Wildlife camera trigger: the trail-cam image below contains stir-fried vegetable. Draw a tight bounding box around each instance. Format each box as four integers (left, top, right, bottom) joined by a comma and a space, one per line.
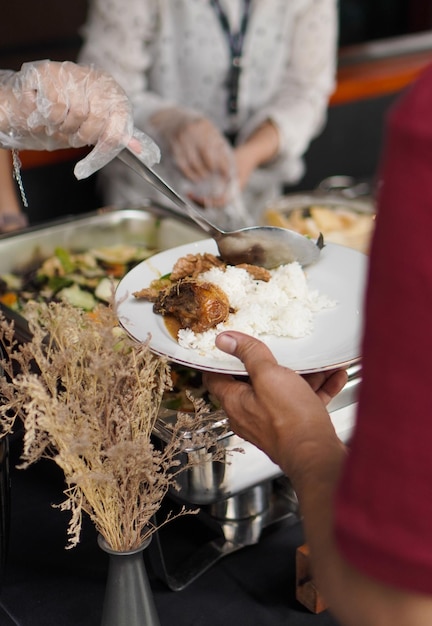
0, 244, 156, 312
0, 242, 216, 413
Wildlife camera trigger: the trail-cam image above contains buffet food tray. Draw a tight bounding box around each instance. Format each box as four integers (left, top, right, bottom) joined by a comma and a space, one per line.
264, 184, 375, 254
0, 208, 158, 274
0, 208, 360, 506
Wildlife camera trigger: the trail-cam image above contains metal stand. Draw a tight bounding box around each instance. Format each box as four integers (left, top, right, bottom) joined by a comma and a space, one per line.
149, 478, 299, 591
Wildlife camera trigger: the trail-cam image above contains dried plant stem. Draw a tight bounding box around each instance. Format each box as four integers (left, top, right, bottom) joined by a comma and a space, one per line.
0, 301, 226, 551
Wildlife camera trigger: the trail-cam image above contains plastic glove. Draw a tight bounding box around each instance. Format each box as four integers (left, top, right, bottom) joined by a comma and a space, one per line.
0, 60, 160, 179
181, 171, 253, 230
148, 108, 232, 185
149, 107, 251, 224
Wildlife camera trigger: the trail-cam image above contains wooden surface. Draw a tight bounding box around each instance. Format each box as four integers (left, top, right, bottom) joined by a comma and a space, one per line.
296, 543, 328, 614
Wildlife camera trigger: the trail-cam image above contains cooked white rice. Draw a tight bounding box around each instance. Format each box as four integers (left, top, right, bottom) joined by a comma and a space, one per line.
177, 262, 336, 358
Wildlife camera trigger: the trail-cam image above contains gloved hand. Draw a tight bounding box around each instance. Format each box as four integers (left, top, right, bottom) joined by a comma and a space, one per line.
148, 107, 232, 187
0, 60, 160, 179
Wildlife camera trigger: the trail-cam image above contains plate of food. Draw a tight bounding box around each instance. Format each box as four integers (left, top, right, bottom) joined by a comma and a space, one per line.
115, 238, 367, 375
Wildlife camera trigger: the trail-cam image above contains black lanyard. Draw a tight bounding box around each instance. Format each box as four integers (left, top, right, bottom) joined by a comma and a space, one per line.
210, 0, 252, 119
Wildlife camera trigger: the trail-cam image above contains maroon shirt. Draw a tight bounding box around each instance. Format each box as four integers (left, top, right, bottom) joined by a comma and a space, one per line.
334, 63, 432, 594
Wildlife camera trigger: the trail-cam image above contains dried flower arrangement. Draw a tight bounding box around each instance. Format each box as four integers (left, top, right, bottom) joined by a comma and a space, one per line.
0, 300, 227, 552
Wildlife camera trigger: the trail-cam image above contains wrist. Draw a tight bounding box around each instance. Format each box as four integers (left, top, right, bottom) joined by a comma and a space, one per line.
234, 121, 280, 186
0, 211, 28, 231
234, 144, 258, 188
280, 422, 346, 484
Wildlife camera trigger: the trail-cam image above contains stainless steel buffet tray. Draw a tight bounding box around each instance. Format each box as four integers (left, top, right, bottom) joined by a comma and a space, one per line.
0, 208, 157, 274
0, 208, 361, 506
155, 408, 283, 505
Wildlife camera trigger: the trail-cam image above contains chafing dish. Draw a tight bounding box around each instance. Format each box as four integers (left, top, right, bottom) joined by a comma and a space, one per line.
0, 207, 289, 496
155, 359, 360, 506
0, 207, 183, 273
264, 176, 376, 254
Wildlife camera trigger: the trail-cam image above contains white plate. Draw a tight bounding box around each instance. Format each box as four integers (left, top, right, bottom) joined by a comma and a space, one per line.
115, 239, 367, 375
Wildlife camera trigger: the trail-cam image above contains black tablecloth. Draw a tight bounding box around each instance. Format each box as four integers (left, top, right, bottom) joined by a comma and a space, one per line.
0, 438, 341, 626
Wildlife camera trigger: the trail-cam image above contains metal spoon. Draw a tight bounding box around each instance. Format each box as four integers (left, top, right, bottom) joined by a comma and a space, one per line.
117, 148, 322, 268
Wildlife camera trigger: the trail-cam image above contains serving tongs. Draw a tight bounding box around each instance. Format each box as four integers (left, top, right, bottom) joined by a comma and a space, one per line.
117, 148, 322, 268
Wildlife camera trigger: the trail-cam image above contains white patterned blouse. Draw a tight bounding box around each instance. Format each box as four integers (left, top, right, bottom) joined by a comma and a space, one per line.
79, 0, 338, 221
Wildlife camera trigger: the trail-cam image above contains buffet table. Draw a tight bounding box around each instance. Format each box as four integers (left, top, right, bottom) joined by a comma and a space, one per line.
0, 436, 341, 626
0, 207, 364, 625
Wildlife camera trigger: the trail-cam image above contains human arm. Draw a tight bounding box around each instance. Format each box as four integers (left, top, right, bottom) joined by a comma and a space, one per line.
237, 0, 338, 167
148, 109, 231, 184
204, 332, 432, 625
147, 108, 240, 208
80, 0, 236, 201
0, 150, 28, 233
146, 0, 337, 192
0, 60, 159, 180
234, 120, 280, 190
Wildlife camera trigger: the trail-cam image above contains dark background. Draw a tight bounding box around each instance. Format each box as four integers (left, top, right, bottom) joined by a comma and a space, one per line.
2, 1, 430, 69
338, 0, 431, 46
1, 0, 432, 223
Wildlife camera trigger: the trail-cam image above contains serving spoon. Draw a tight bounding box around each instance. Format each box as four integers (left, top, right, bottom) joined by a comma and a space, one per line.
117, 148, 322, 268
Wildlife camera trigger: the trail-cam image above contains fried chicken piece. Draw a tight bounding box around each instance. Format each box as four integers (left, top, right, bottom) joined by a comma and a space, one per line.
153, 278, 230, 332
132, 254, 269, 336
133, 277, 172, 302
236, 263, 271, 282
170, 253, 225, 281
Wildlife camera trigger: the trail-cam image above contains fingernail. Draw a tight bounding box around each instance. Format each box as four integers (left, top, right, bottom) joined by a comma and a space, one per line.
127, 137, 141, 154
216, 333, 237, 354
